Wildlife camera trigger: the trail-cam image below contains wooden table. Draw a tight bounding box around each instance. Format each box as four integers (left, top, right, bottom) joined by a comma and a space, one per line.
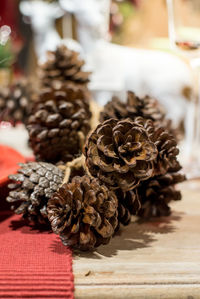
73, 181, 200, 298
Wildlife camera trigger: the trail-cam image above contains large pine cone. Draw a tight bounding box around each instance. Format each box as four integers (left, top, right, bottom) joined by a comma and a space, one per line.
38, 45, 91, 89
135, 117, 181, 175
27, 86, 91, 163
7, 162, 64, 224
137, 172, 186, 218
100, 91, 166, 125
116, 189, 141, 226
84, 118, 158, 191
0, 80, 32, 125
47, 175, 118, 250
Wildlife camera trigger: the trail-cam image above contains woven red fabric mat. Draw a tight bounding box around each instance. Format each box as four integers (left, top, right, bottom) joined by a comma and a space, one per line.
0, 145, 74, 298
0, 210, 74, 298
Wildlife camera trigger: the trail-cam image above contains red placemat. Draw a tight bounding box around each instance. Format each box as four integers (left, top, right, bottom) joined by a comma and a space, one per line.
0, 212, 74, 298
0, 145, 74, 298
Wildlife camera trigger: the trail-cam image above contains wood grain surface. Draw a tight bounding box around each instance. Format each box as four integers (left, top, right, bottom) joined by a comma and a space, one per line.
73, 181, 200, 298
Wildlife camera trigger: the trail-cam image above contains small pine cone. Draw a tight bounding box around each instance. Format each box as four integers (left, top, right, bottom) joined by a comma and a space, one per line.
137, 172, 186, 218
141, 95, 166, 124
100, 91, 166, 125
135, 117, 181, 175
116, 189, 141, 226
6, 162, 64, 224
0, 80, 32, 125
38, 45, 91, 89
152, 126, 181, 174
84, 118, 158, 191
100, 96, 132, 122
27, 86, 92, 163
47, 175, 118, 250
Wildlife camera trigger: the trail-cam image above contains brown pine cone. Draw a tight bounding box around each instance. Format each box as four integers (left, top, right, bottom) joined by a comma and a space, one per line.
135, 117, 181, 175
38, 45, 91, 89
27, 86, 91, 163
84, 118, 158, 191
6, 162, 64, 224
137, 172, 186, 218
152, 126, 181, 174
47, 175, 118, 250
0, 80, 32, 125
100, 91, 166, 125
116, 188, 141, 226
100, 91, 177, 139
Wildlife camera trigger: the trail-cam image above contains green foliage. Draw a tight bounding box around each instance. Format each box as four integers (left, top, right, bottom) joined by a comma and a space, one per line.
0, 42, 14, 69
118, 1, 135, 19
111, 1, 136, 44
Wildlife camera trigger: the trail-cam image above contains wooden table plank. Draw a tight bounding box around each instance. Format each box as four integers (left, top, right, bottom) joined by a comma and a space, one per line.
73, 182, 200, 298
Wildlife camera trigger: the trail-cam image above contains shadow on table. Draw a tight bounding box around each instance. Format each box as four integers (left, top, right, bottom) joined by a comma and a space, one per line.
76, 212, 183, 259
50, 212, 184, 259
50, 238, 71, 255
9, 218, 51, 234
8, 210, 183, 257
0, 211, 13, 223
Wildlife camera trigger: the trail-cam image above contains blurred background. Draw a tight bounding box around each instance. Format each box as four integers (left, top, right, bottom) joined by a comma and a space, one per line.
0, 0, 174, 81
2, 0, 200, 174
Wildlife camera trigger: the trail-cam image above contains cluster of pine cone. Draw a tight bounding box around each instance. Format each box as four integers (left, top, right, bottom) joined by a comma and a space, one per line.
4, 45, 185, 251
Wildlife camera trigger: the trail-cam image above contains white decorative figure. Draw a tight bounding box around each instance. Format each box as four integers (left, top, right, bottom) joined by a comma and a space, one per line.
60, 0, 192, 127
60, 0, 110, 53
20, 0, 82, 63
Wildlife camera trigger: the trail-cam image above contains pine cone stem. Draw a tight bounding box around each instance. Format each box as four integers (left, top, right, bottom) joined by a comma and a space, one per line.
90, 100, 102, 129
58, 154, 86, 185
62, 167, 71, 185
78, 131, 86, 150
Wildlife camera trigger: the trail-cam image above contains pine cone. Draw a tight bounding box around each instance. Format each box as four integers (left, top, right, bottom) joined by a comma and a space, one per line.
152, 127, 180, 174
47, 175, 118, 250
27, 86, 91, 163
84, 118, 158, 191
137, 172, 186, 218
7, 162, 64, 224
116, 188, 141, 226
100, 91, 177, 139
135, 117, 181, 175
38, 45, 91, 89
0, 80, 32, 125
100, 91, 166, 125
